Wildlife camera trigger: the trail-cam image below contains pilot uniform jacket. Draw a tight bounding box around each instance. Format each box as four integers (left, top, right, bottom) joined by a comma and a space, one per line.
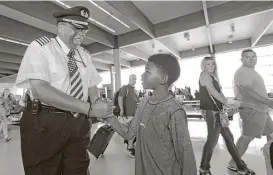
15, 36, 102, 175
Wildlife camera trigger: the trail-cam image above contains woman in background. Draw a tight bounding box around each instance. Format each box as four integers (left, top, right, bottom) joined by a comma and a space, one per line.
198, 57, 254, 175
3, 89, 12, 115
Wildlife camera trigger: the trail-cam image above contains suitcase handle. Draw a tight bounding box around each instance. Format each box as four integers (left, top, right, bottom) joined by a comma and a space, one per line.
105, 125, 113, 131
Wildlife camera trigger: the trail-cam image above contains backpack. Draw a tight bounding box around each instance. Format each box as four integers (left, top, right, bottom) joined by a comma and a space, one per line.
113, 85, 129, 116
263, 139, 273, 175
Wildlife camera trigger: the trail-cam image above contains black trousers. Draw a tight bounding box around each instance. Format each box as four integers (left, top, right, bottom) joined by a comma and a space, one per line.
20, 103, 91, 175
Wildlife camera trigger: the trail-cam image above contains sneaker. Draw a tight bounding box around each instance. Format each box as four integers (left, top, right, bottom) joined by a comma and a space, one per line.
5, 137, 11, 142
227, 161, 255, 175
237, 169, 255, 175
127, 148, 135, 158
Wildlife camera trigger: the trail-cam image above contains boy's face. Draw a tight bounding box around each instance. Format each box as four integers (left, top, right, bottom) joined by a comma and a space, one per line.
141, 62, 162, 89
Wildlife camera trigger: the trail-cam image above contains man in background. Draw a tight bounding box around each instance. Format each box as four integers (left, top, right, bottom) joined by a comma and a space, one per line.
118, 74, 139, 158
230, 49, 273, 172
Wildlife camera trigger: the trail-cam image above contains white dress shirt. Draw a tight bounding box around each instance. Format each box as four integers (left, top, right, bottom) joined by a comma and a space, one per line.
16, 36, 102, 102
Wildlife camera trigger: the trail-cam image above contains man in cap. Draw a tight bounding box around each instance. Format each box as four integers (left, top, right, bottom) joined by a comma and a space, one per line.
16, 6, 113, 175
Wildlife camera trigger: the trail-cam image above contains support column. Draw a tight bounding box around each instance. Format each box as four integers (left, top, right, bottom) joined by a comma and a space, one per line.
113, 36, 121, 91
110, 65, 116, 98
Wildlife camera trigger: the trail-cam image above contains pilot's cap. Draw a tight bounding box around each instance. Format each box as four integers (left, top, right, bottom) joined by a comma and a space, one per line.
53, 6, 90, 29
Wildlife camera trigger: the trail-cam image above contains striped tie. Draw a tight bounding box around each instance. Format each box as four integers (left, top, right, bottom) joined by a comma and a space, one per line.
67, 50, 84, 118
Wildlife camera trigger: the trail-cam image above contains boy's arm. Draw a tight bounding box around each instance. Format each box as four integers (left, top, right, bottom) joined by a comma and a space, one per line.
170, 109, 197, 175
105, 97, 147, 140
105, 115, 138, 140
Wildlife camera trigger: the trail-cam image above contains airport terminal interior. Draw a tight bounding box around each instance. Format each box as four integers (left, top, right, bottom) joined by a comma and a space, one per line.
1, 1, 273, 175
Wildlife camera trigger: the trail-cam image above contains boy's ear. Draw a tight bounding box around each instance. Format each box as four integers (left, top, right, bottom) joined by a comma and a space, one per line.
160, 74, 169, 84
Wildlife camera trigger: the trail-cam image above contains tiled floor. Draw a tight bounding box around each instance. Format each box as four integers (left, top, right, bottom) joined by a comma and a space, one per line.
0, 113, 268, 175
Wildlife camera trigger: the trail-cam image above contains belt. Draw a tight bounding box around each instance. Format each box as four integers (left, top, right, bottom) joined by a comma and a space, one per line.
40, 105, 68, 113
31, 100, 69, 115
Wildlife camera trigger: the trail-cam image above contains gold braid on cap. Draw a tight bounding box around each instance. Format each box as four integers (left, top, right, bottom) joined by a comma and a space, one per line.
62, 18, 88, 27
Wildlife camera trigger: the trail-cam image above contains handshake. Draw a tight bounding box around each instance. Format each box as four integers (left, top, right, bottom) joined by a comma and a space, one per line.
88, 98, 114, 119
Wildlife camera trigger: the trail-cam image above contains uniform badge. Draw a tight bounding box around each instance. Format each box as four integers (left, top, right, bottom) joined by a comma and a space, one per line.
81, 9, 89, 18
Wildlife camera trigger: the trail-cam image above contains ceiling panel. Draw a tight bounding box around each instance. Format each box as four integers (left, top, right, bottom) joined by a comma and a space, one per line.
261, 10, 273, 35
210, 12, 266, 45
94, 1, 138, 34
65, 1, 137, 35
0, 1, 61, 24
119, 51, 139, 61
105, 50, 138, 61
206, 1, 230, 8
132, 1, 203, 24
0, 14, 54, 43
131, 1, 228, 25
0, 40, 27, 56
157, 26, 209, 52
265, 24, 273, 35
105, 49, 139, 61
132, 39, 171, 55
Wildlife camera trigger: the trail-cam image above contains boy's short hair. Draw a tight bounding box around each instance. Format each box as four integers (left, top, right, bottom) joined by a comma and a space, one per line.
148, 54, 180, 85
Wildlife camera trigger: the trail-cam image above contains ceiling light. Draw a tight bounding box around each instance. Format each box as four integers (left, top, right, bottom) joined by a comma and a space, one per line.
55, 0, 71, 8
228, 34, 234, 44
151, 41, 155, 49
120, 50, 134, 57
55, 0, 115, 33
88, 0, 130, 29
184, 32, 190, 41
0, 36, 29, 46
230, 23, 235, 33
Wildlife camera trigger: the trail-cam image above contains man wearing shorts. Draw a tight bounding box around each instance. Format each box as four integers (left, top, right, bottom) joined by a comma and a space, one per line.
230, 49, 273, 169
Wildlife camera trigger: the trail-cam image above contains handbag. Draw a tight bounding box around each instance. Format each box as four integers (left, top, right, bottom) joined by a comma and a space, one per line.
207, 92, 230, 127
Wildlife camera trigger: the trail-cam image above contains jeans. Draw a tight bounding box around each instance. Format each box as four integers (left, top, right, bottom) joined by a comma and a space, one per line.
200, 110, 245, 171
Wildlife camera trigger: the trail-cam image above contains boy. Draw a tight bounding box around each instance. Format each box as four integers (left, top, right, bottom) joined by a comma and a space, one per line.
102, 54, 197, 175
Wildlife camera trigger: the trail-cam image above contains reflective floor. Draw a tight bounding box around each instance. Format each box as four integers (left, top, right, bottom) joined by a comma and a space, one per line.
0, 113, 268, 175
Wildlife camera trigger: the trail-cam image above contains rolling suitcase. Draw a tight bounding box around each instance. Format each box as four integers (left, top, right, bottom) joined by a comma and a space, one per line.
88, 125, 115, 158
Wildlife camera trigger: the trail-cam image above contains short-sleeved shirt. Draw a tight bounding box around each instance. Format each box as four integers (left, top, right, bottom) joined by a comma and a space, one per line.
234, 66, 269, 112
119, 84, 139, 116
16, 36, 102, 102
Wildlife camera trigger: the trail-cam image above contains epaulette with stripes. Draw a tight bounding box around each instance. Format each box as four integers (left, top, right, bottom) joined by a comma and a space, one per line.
35, 36, 51, 46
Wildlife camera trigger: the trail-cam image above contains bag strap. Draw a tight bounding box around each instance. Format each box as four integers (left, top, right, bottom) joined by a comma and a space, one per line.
126, 85, 129, 97
204, 86, 222, 113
